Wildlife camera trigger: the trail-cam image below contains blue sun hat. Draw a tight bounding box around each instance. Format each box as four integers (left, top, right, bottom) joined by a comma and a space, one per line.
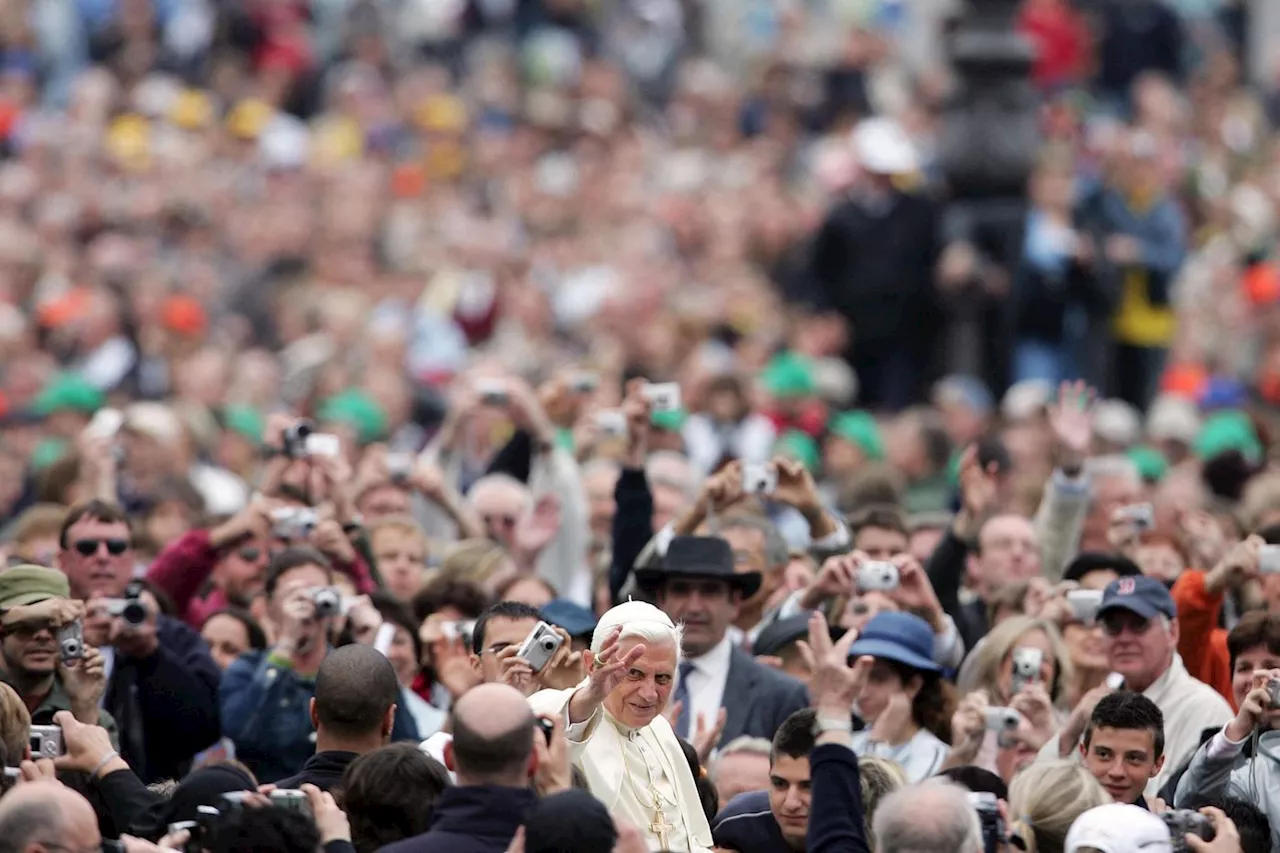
846, 611, 940, 673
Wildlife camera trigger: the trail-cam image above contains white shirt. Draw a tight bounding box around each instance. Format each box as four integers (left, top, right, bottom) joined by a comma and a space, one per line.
420, 731, 455, 783
679, 634, 733, 740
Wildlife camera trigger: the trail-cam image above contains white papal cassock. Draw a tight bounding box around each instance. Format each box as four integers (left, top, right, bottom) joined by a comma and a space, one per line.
529, 685, 714, 853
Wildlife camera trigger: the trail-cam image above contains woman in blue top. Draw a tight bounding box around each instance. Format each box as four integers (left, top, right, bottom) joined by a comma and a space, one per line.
846, 611, 954, 782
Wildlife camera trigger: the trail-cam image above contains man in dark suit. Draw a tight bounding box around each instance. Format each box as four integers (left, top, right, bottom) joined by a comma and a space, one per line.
275, 643, 399, 791
637, 536, 809, 746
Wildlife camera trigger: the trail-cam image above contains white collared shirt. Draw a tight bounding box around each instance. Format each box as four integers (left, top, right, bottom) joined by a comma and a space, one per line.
680, 634, 734, 738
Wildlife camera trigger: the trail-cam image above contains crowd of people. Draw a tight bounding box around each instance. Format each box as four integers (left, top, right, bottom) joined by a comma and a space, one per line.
1, 0, 1280, 851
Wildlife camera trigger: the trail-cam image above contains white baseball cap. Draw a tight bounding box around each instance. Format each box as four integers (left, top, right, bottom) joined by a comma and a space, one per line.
1065, 803, 1173, 853
851, 117, 918, 176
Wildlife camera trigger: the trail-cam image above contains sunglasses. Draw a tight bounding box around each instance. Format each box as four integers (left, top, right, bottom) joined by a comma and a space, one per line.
237, 547, 262, 563
73, 538, 130, 557
1101, 613, 1153, 637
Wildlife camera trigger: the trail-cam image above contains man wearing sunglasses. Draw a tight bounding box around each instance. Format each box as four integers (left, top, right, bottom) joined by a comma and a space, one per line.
1045, 575, 1230, 799
145, 499, 275, 629
55, 500, 221, 784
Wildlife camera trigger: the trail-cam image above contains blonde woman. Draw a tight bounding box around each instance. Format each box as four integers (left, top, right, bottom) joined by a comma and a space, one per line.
949, 616, 1073, 778
435, 538, 518, 594
1006, 760, 1109, 853
858, 756, 907, 851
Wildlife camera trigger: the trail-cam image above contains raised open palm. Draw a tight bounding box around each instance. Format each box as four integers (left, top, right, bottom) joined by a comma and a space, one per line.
1047, 380, 1095, 462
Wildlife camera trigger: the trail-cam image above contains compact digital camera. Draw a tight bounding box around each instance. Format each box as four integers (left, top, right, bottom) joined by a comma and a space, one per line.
969, 792, 1005, 853
271, 507, 320, 541
856, 562, 900, 592
29, 725, 64, 759
642, 382, 681, 413
1010, 647, 1043, 695
1160, 809, 1215, 853
312, 587, 342, 619
516, 621, 564, 673
741, 463, 777, 496
57, 620, 84, 664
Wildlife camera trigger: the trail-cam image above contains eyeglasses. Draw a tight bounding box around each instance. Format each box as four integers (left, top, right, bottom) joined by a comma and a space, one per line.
72, 538, 130, 557
236, 546, 262, 563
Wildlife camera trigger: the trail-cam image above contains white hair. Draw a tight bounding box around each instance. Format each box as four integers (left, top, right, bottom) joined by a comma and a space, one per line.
873, 779, 982, 853
645, 451, 697, 501
1085, 454, 1141, 487
467, 473, 534, 509
591, 600, 683, 657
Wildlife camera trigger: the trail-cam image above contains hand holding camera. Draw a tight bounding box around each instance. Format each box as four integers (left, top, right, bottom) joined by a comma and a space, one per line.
49, 710, 122, 778
949, 690, 991, 761
1226, 668, 1280, 742
800, 553, 862, 610
60, 642, 106, 721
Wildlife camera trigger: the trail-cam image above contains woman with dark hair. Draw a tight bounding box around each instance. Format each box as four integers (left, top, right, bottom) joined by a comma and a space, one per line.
201, 607, 268, 671
845, 611, 954, 782
343, 591, 446, 740
339, 743, 451, 853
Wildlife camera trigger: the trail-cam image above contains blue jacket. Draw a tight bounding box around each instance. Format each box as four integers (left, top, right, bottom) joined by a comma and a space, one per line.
106, 614, 221, 783
712, 791, 789, 853
378, 786, 536, 853
219, 649, 419, 783
807, 744, 871, 853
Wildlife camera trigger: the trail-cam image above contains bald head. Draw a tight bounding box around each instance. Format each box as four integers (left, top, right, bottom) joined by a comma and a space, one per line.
314, 644, 399, 743
0, 782, 100, 853
450, 683, 536, 786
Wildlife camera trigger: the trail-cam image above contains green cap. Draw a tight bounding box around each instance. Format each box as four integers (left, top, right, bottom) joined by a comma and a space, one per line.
761, 352, 816, 399
1193, 410, 1262, 463
317, 389, 388, 444
775, 430, 820, 473
30, 438, 68, 471
650, 408, 687, 432
1126, 445, 1169, 483
223, 405, 264, 444
31, 374, 103, 417
828, 411, 885, 461
0, 565, 70, 609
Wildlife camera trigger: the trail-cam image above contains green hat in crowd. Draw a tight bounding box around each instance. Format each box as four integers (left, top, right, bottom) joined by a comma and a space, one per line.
761, 352, 817, 399
0, 564, 70, 609
222, 405, 265, 444
828, 411, 885, 461
1194, 410, 1262, 464
30, 438, 68, 471
650, 408, 687, 432
775, 430, 820, 473
317, 389, 388, 444
31, 374, 103, 417
1126, 445, 1169, 483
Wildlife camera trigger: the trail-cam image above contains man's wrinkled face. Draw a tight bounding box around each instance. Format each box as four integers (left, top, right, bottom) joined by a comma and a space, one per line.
973, 515, 1041, 595
854, 525, 907, 562
1103, 610, 1175, 686
58, 516, 133, 601
371, 528, 428, 602
1082, 726, 1163, 805
658, 578, 739, 657
0, 618, 58, 678
768, 754, 811, 851
600, 638, 676, 729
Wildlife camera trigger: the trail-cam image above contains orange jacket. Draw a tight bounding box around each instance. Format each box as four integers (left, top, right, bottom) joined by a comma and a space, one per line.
1171, 569, 1235, 709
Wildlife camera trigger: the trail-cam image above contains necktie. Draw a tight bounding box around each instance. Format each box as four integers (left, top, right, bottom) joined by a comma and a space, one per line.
672, 661, 695, 739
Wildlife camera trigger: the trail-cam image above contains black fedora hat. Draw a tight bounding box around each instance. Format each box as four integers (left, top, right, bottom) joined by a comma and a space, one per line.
635, 535, 763, 598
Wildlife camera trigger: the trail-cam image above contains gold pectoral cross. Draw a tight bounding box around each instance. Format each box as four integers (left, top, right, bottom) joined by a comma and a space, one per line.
649, 801, 674, 850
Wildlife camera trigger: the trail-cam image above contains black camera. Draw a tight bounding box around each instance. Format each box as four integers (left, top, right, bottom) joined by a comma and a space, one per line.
1162, 810, 1215, 853
969, 792, 1004, 853
281, 420, 314, 459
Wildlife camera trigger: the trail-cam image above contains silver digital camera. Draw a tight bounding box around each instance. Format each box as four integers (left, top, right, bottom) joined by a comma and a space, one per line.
312, 587, 342, 619
1268, 678, 1280, 708
29, 725, 64, 759
269, 789, 312, 817
271, 507, 319, 540
642, 382, 681, 413
1010, 646, 1044, 695
985, 707, 1019, 732
1117, 502, 1155, 531
386, 452, 413, 482
516, 621, 564, 673
57, 621, 84, 664
741, 462, 778, 496
595, 410, 627, 438
856, 561, 900, 592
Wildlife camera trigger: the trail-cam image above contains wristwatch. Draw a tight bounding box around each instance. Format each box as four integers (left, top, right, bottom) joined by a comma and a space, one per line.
812, 714, 853, 736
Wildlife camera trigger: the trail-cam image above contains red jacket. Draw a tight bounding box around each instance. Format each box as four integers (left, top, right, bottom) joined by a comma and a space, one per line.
147, 529, 376, 629
1171, 569, 1234, 709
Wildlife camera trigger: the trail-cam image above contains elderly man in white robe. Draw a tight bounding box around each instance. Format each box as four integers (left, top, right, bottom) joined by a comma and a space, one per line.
528, 601, 713, 853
